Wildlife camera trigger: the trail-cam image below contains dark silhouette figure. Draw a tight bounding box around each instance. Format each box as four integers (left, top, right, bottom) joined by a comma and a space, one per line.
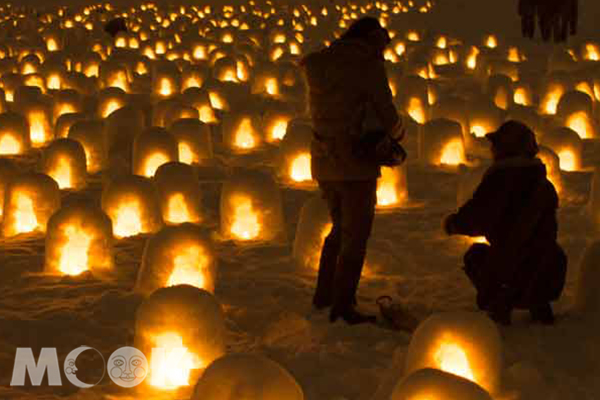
300, 17, 400, 325
518, 0, 538, 39
443, 121, 567, 325
536, 0, 578, 43
104, 17, 128, 38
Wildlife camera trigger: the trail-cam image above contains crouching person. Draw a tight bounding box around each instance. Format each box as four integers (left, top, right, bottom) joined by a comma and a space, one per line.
443, 121, 567, 325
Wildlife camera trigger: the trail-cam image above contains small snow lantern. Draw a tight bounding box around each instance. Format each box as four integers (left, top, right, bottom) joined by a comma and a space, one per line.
420, 119, 466, 166
191, 354, 304, 400
180, 87, 219, 124
169, 118, 213, 165
487, 74, 513, 110
220, 169, 285, 242
153, 100, 199, 129
133, 127, 179, 178
539, 127, 583, 172
1, 173, 61, 237
557, 91, 597, 139
68, 120, 108, 174
154, 162, 203, 225
390, 368, 492, 400
100, 62, 130, 92
152, 61, 181, 98
539, 80, 567, 115
405, 312, 503, 394
134, 285, 226, 390
0, 159, 17, 219
293, 196, 332, 270
42, 138, 87, 190
44, 203, 113, 277
51, 89, 83, 124
376, 164, 408, 208
575, 240, 600, 316
97, 87, 128, 118
101, 175, 163, 238
0, 112, 31, 156
263, 109, 293, 143
23, 101, 53, 147
513, 83, 534, 106
277, 119, 314, 186
398, 75, 429, 124
221, 113, 263, 153
136, 224, 216, 296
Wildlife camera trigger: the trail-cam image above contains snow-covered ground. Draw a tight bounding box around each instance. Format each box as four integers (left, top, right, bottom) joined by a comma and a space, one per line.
1, 0, 600, 399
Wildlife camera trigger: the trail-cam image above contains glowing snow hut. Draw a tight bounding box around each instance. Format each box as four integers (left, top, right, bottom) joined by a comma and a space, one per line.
133, 127, 179, 178
136, 223, 216, 296
277, 118, 314, 186
152, 61, 181, 98
220, 169, 285, 242
67, 120, 108, 174
44, 203, 114, 277
419, 118, 466, 167
134, 285, 226, 390
42, 139, 87, 190
1, 172, 61, 237
221, 113, 263, 153
405, 312, 503, 394
101, 175, 163, 239
169, 119, 213, 165
154, 162, 203, 225
0, 112, 31, 156
191, 354, 305, 400
376, 164, 408, 208
539, 127, 583, 172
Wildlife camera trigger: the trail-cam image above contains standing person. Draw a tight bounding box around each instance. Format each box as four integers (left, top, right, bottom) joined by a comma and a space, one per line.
518, 0, 538, 39
538, 0, 561, 42
443, 121, 567, 325
300, 17, 401, 325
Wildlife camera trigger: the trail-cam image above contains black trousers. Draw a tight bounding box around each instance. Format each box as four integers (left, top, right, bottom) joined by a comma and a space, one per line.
313, 180, 377, 312
521, 14, 536, 39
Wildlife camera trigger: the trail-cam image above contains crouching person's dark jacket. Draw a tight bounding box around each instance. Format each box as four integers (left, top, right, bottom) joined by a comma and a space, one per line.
447, 157, 567, 307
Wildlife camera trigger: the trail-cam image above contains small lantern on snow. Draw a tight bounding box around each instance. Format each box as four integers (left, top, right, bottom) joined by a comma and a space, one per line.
68, 120, 108, 174
220, 169, 285, 242
277, 119, 314, 186
539, 127, 583, 172
97, 87, 128, 118
390, 368, 492, 400
133, 127, 179, 178
152, 61, 181, 98
556, 91, 597, 139
191, 354, 304, 400
169, 118, 213, 165
44, 203, 113, 277
1, 172, 61, 237
0, 112, 31, 156
419, 118, 466, 167
263, 109, 293, 143
405, 312, 503, 395
101, 175, 163, 239
293, 195, 332, 270
376, 164, 408, 208
23, 100, 53, 148
486, 74, 513, 111
100, 62, 130, 92
154, 162, 203, 225
221, 112, 263, 153
398, 75, 429, 125
136, 224, 216, 296
539, 78, 568, 115
134, 285, 226, 390
41, 138, 87, 190
51, 89, 83, 124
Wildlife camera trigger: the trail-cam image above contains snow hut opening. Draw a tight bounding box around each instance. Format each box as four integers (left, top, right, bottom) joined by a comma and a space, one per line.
539, 127, 583, 172
136, 223, 216, 296
133, 127, 179, 178
101, 175, 163, 239
154, 162, 203, 225
44, 203, 113, 277
222, 113, 262, 153
420, 118, 466, 167
169, 118, 213, 166
277, 118, 314, 186
0, 112, 30, 156
42, 138, 88, 190
376, 164, 409, 208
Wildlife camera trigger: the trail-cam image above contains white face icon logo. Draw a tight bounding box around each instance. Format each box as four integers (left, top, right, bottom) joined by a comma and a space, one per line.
108, 347, 148, 388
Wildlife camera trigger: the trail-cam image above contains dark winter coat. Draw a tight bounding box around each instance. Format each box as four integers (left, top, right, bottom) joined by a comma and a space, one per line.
300, 38, 400, 181
448, 157, 566, 306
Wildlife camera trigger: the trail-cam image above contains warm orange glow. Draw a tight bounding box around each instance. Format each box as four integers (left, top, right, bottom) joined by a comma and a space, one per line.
166, 193, 191, 224
47, 74, 61, 90
585, 44, 600, 61
143, 153, 169, 177
102, 99, 123, 118
471, 236, 489, 244
269, 118, 289, 141
440, 140, 464, 165
436, 36, 447, 49
29, 113, 48, 146
158, 78, 173, 96
48, 157, 73, 189
230, 195, 260, 240
507, 47, 520, 62
198, 105, 217, 123
234, 119, 256, 149
13, 192, 38, 234
290, 153, 312, 182
112, 200, 143, 238
265, 78, 279, 96
541, 88, 564, 115
178, 142, 195, 164
47, 38, 59, 52
485, 35, 497, 49
434, 342, 475, 382
376, 167, 403, 207
471, 124, 487, 138
166, 245, 208, 289
208, 92, 225, 110
0, 134, 21, 155
107, 72, 128, 91
566, 112, 592, 139
395, 42, 406, 56
58, 224, 93, 276
408, 97, 426, 124
151, 332, 203, 389
513, 87, 530, 106
182, 77, 202, 90
466, 48, 479, 70
407, 31, 420, 41
558, 149, 576, 171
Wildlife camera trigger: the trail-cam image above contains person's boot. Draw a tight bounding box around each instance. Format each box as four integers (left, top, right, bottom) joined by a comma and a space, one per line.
530, 303, 555, 325
330, 306, 377, 325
